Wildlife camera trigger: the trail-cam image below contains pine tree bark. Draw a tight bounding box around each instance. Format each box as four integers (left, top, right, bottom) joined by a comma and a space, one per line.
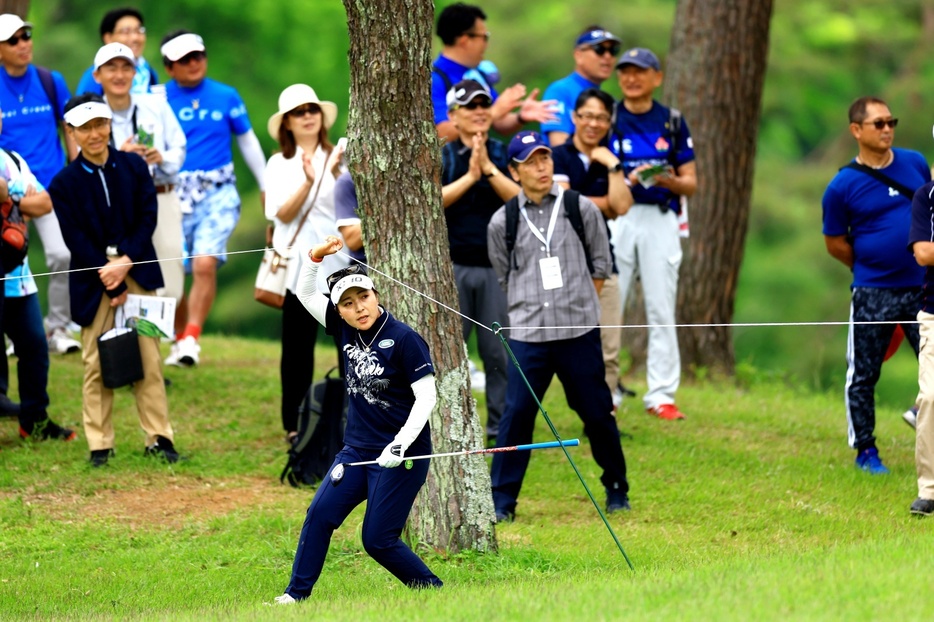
662, 0, 774, 374
341, 0, 496, 553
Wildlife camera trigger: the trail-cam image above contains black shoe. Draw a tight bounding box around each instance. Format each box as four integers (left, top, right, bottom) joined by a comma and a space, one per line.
910, 497, 934, 516
145, 436, 184, 463
617, 381, 636, 398
20, 419, 77, 441
90, 448, 114, 467
494, 509, 514, 524
0, 393, 19, 417
606, 488, 631, 514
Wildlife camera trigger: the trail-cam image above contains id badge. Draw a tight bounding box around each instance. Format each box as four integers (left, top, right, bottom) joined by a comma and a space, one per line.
539, 256, 563, 290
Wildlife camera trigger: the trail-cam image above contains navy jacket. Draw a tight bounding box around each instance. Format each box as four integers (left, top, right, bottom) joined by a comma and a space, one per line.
48, 150, 163, 327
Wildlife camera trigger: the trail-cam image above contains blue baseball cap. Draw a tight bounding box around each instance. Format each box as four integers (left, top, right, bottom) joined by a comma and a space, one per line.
507, 131, 552, 163
575, 28, 621, 48
616, 47, 661, 71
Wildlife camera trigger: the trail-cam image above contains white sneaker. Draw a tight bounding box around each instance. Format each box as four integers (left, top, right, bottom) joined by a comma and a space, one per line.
164, 342, 182, 367
175, 335, 200, 366
5, 339, 14, 357
468, 359, 486, 392
273, 594, 296, 605
903, 406, 919, 430
48, 327, 81, 354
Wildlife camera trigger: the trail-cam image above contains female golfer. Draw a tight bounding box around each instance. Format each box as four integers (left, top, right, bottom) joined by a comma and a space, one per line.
274, 236, 442, 603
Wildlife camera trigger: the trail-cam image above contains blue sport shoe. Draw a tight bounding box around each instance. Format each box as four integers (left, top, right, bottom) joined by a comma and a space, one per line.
855, 447, 890, 475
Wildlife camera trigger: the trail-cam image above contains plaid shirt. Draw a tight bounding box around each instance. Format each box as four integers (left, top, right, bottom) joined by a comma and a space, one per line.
487, 183, 610, 343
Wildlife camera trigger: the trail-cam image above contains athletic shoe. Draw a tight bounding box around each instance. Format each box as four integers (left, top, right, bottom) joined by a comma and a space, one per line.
647, 403, 686, 420
494, 509, 514, 524
5, 339, 14, 357
910, 497, 934, 516
175, 336, 200, 367
903, 406, 919, 430
273, 594, 297, 605
145, 436, 184, 463
164, 342, 182, 367
855, 447, 889, 475
606, 489, 631, 514
19, 420, 77, 441
90, 448, 114, 467
0, 393, 20, 417
48, 327, 80, 355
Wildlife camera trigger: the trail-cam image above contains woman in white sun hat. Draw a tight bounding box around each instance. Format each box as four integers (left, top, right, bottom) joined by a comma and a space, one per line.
264, 84, 348, 460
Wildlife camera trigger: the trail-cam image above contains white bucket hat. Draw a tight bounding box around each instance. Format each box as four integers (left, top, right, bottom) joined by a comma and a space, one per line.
267, 84, 338, 140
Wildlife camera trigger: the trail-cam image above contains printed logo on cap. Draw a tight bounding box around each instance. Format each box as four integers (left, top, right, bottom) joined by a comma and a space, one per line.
521, 135, 536, 144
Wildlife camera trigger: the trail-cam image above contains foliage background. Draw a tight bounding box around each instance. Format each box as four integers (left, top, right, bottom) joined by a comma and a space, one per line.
24, 0, 934, 403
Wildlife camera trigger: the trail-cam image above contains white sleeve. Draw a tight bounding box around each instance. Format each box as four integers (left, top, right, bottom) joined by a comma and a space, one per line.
236, 129, 267, 191
156, 101, 187, 178
296, 260, 329, 324
393, 374, 436, 453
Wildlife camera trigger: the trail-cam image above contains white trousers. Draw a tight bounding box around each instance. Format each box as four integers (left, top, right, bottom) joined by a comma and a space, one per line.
611, 204, 682, 409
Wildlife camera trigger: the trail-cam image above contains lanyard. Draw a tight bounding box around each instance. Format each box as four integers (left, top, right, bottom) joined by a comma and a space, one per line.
519, 187, 564, 257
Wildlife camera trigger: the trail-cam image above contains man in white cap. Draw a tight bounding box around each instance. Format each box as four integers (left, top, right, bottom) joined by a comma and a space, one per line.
0, 13, 81, 356
76, 7, 161, 97
48, 93, 182, 468
94, 42, 186, 308
158, 29, 266, 367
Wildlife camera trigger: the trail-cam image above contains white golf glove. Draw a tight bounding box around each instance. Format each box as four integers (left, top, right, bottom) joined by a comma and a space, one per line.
377, 443, 404, 468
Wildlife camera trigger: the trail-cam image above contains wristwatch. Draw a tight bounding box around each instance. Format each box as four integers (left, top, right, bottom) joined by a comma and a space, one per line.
106, 245, 119, 258
483, 168, 498, 178
610, 162, 624, 174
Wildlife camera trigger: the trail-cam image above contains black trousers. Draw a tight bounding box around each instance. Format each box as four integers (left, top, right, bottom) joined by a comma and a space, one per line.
280, 290, 320, 433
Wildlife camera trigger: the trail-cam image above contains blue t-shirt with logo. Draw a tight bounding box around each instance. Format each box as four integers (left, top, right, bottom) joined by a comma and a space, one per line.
164, 78, 252, 172
0, 65, 71, 187
824, 147, 929, 289
610, 100, 694, 212
541, 72, 600, 139
75, 56, 160, 97
325, 306, 433, 455
431, 55, 500, 125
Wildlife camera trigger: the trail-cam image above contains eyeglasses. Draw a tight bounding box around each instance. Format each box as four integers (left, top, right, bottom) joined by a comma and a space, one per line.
288, 105, 322, 117
326, 263, 367, 291
114, 26, 146, 36
586, 43, 620, 57
175, 51, 206, 65
862, 118, 898, 130
575, 112, 611, 124
456, 99, 492, 111
465, 31, 491, 41
4, 30, 32, 46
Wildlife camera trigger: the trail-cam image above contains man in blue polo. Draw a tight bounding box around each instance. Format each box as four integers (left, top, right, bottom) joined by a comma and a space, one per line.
823, 96, 929, 475
0, 13, 81, 356
541, 26, 621, 147
160, 30, 266, 368
431, 3, 556, 143
610, 47, 697, 422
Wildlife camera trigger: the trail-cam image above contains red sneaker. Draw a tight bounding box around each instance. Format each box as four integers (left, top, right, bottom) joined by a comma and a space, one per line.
647, 404, 686, 420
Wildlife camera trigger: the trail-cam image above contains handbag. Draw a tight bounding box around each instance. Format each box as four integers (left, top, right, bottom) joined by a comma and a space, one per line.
254, 151, 330, 308
97, 307, 144, 389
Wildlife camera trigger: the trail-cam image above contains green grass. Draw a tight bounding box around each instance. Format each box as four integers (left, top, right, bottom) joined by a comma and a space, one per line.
1, 336, 931, 620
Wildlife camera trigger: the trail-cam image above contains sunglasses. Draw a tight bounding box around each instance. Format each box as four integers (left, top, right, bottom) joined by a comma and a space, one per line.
5, 30, 32, 46
456, 99, 492, 110
587, 43, 620, 57
862, 118, 898, 130
288, 105, 322, 117
175, 51, 206, 65
326, 263, 367, 291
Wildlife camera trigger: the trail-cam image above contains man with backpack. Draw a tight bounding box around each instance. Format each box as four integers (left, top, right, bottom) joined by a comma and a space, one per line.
609, 47, 697, 421
486, 130, 630, 522
0, 14, 81, 356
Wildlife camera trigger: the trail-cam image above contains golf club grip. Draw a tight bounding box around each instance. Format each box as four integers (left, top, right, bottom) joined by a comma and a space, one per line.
344, 439, 581, 467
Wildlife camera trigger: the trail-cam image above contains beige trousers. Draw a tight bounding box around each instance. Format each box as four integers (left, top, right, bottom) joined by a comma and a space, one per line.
599, 273, 623, 394
917, 311, 934, 499
79, 277, 173, 451
152, 190, 184, 304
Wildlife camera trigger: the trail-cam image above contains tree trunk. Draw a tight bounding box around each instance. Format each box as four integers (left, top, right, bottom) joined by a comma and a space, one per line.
663, 0, 773, 374
0, 0, 29, 16
342, 0, 496, 553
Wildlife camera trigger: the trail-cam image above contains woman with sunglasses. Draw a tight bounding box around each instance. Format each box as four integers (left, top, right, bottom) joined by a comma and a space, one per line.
264, 84, 347, 466
552, 88, 633, 407
274, 235, 442, 603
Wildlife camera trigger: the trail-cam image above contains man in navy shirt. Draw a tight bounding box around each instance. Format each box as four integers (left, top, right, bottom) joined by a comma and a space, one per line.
431, 3, 555, 143
823, 96, 929, 475
541, 26, 621, 147
610, 47, 697, 421
0, 13, 81, 356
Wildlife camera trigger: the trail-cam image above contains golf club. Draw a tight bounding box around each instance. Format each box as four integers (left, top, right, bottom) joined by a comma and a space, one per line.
329, 438, 580, 485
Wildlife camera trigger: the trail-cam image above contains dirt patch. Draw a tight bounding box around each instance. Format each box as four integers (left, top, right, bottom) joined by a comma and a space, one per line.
5, 477, 304, 529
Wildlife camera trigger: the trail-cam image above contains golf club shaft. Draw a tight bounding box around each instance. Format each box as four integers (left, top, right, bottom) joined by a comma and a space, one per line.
345, 438, 580, 468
